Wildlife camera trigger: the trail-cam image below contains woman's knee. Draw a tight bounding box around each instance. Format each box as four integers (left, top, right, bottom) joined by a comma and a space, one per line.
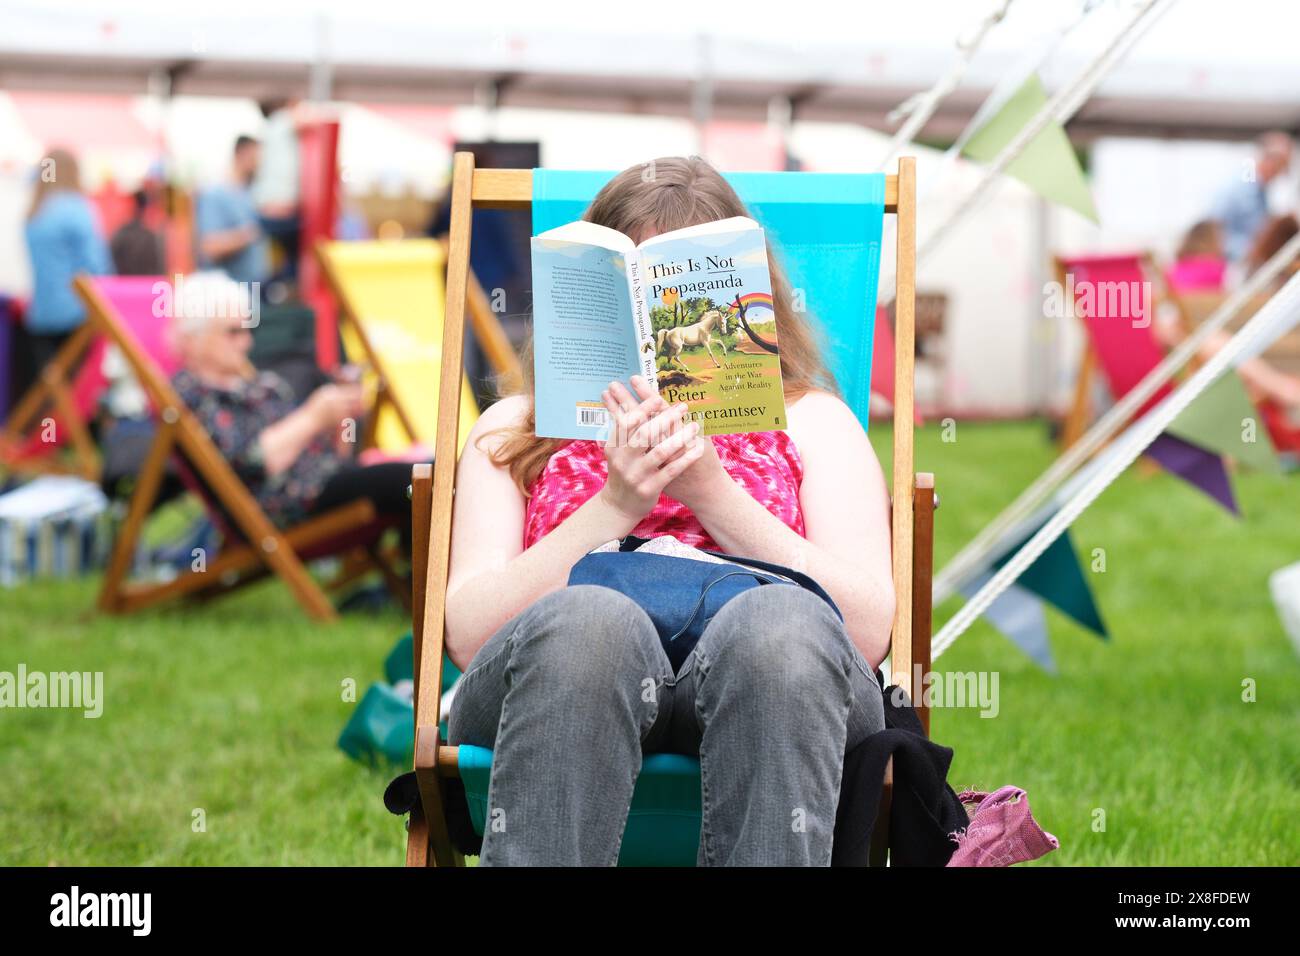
511, 584, 663, 684
700, 585, 853, 689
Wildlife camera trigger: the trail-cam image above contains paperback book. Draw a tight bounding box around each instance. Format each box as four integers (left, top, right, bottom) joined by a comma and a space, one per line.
530, 215, 787, 440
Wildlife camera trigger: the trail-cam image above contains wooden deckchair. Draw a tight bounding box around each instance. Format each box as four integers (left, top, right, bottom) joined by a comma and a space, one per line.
405, 153, 933, 866
0, 322, 102, 480
0, 276, 181, 482
1167, 285, 1300, 378
72, 275, 404, 622
316, 239, 522, 454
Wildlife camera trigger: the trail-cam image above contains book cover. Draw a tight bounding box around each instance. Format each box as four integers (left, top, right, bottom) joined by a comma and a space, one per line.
531, 216, 787, 440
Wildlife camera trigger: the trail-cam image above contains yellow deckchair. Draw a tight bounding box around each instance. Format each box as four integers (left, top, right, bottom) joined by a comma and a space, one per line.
317, 239, 522, 454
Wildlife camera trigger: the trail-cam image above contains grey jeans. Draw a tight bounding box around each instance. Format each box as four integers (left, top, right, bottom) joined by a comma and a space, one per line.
448, 583, 886, 866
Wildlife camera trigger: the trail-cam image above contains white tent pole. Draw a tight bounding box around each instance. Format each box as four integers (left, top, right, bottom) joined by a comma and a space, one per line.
875, 0, 1014, 173
932, 0, 1104, 191
916, 0, 1175, 262
934, 226, 1300, 602
933, 266, 1300, 659
876, 0, 1176, 304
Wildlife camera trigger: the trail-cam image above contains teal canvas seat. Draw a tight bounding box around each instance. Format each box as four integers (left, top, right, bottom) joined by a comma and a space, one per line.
405, 153, 931, 867
458, 745, 704, 866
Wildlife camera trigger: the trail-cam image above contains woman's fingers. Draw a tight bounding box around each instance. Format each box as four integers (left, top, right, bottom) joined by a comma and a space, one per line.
604, 380, 664, 446
657, 435, 705, 481
627, 417, 700, 484
629, 374, 658, 403
628, 400, 688, 448
601, 387, 653, 445
645, 419, 701, 470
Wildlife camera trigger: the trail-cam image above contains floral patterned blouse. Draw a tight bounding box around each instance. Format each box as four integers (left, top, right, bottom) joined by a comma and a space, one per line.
172, 368, 343, 527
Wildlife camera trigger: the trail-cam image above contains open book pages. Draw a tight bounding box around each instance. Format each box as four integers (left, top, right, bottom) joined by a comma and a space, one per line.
531, 215, 788, 440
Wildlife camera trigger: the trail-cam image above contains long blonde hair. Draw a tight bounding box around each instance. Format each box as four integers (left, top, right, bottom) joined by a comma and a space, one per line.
27, 148, 83, 220
484, 155, 840, 496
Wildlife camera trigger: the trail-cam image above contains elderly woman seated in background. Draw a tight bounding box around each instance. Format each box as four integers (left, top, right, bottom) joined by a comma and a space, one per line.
169, 273, 416, 539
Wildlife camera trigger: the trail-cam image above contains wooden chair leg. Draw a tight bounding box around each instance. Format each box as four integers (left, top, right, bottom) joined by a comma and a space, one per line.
99, 420, 176, 612
1, 323, 97, 477
408, 464, 464, 867
48, 377, 100, 480
1062, 344, 1096, 449
405, 804, 432, 867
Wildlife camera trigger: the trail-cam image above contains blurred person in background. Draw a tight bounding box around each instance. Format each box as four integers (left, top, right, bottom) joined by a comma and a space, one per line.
110, 189, 165, 276
1211, 131, 1293, 264
169, 272, 415, 539
196, 135, 270, 287
253, 98, 303, 281
1244, 213, 1300, 284
22, 146, 113, 370
1166, 219, 1226, 294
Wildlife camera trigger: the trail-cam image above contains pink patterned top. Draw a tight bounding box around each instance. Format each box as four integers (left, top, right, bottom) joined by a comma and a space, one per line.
523, 430, 805, 551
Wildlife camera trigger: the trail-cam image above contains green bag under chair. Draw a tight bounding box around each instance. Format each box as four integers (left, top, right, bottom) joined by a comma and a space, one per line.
338, 633, 462, 767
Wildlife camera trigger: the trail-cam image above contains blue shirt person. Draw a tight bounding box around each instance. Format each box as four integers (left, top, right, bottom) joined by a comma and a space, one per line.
1211, 179, 1269, 264
1212, 132, 1294, 263
196, 135, 270, 286
24, 180, 113, 335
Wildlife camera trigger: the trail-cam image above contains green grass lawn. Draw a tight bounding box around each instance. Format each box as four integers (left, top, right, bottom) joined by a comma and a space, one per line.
2, 419, 1297, 865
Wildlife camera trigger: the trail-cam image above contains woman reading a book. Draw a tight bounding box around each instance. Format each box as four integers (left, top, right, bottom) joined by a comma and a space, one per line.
444, 157, 895, 866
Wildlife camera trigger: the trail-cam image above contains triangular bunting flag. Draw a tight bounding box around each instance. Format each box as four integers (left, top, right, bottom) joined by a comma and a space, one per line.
1166, 373, 1282, 474
961, 571, 1058, 673
1146, 432, 1240, 516
962, 73, 1099, 223
993, 525, 1108, 638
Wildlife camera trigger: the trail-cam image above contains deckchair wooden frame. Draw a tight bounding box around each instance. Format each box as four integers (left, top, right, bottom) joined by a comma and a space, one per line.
72, 275, 404, 622
405, 153, 933, 866
1165, 283, 1300, 378
316, 239, 525, 451
0, 322, 102, 481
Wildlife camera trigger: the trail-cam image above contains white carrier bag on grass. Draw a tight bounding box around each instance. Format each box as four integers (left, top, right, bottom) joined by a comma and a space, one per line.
0, 476, 110, 587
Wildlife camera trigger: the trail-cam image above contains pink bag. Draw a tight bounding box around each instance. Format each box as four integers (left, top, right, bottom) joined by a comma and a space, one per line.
946, 786, 1060, 867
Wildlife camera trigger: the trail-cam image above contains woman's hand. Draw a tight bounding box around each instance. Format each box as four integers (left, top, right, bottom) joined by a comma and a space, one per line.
618, 376, 731, 513
259, 381, 365, 476
597, 376, 704, 524
308, 383, 365, 435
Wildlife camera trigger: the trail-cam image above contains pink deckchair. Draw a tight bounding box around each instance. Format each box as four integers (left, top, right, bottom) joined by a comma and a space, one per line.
1057, 253, 1171, 445
1, 275, 179, 479
1057, 253, 1237, 512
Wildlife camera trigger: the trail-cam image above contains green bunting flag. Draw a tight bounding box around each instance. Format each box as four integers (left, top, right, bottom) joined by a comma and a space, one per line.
993, 524, 1108, 639
1166, 372, 1282, 474
962, 73, 1099, 223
